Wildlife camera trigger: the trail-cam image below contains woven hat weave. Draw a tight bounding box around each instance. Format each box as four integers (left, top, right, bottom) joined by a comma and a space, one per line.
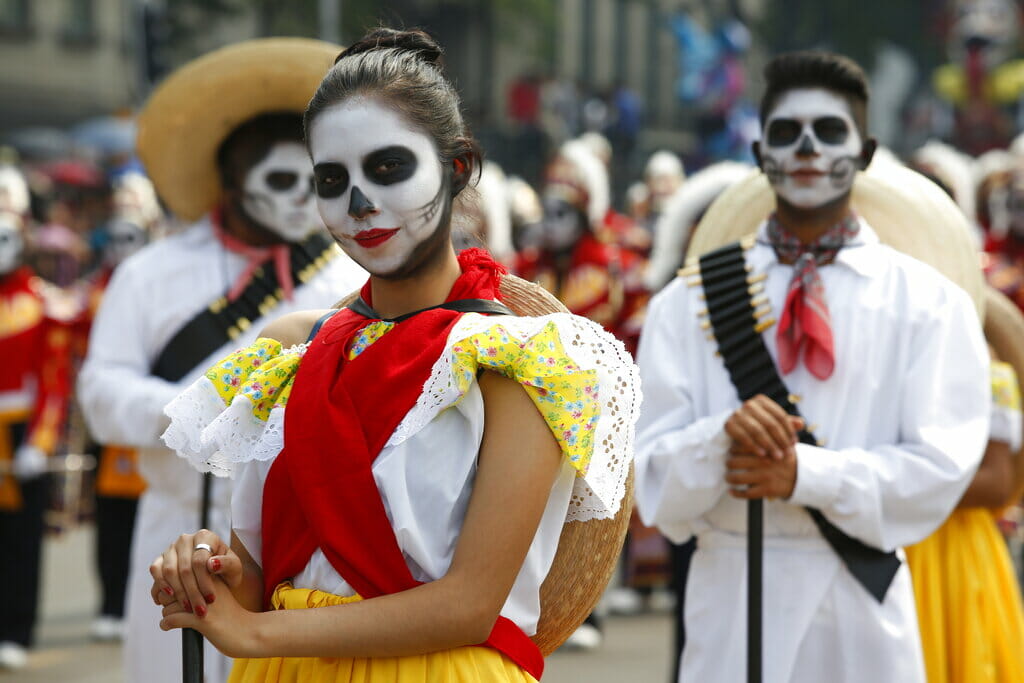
686, 163, 987, 318
136, 38, 340, 222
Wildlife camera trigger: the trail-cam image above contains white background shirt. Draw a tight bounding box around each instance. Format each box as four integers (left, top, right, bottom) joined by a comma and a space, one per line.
636, 219, 989, 682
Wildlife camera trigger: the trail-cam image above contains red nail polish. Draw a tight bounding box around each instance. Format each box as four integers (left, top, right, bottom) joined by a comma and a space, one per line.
184, 600, 192, 613
163, 587, 174, 596
195, 604, 206, 618
210, 558, 221, 572
205, 593, 216, 604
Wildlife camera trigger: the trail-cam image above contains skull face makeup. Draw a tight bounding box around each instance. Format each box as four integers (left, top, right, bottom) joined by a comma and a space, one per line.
104, 218, 149, 266
309, 97, 449, 278
0, 217, 24, 276
760, 88, 864, 209
241, 142, 320, 242
541, 196, 586, 253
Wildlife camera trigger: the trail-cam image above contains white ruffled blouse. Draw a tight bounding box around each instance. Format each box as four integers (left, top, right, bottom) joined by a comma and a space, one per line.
163, 312, 640, 635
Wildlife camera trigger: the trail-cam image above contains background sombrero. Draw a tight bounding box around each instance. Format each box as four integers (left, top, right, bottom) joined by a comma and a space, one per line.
136, 37, 340, 223
685, 161, 987, 318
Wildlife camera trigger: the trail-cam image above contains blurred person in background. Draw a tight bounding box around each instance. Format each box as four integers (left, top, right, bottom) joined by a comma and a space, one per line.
31, 160, 110, 287
82, 170, 163, 642
515, 139, 648, 357
0, 163, 74, 671
77, 38, 366, 683
904, 345, 1024, 682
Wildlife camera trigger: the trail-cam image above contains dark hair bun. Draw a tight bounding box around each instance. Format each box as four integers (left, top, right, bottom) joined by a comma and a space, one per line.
335, 28, 443, 66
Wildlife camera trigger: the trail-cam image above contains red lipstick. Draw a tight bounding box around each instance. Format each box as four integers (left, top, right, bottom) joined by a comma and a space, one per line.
353, 228, 399, 248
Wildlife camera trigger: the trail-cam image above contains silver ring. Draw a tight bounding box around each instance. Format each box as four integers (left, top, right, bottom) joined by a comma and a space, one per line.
194, 543, 213, 554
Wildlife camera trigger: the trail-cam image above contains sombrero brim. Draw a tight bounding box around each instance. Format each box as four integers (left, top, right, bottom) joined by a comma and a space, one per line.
136, 38, 341, 222
686, 163, 986, 318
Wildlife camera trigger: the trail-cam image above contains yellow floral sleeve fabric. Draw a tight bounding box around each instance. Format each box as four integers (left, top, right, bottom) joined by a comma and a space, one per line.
990, 360, 1021, 413
205, 337, 303, 422
449, 320, 600, 476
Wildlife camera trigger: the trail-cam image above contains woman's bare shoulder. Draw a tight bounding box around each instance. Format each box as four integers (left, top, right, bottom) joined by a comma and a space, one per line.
259, 309, 336, 348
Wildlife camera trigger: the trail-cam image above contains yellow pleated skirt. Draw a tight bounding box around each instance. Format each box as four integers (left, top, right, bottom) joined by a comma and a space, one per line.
228, 584, 539, 683
905, 508, 1024, 683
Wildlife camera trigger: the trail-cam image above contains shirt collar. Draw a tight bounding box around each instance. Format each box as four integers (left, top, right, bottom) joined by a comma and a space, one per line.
753, 216, 883, 279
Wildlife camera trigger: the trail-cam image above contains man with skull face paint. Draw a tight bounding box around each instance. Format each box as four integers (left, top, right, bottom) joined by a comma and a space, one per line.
0, 163, 75, 670
635, 52, 989, 682
149, 28, 639, 683
77, 39, 366, 683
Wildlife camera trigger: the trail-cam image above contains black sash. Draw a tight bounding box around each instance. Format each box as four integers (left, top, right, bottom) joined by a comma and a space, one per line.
151, 232, 338, 382
346, 297, 515, 323
695, 241, 901, 603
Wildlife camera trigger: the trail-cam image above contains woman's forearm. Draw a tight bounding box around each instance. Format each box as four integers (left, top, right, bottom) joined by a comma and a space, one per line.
958, 440, 1015, 509
250, 573, 494, 659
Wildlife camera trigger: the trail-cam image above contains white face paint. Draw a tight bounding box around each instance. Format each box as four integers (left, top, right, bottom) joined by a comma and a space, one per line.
760, 88, 863, 209
541, 196, 586, 252
104, 218, 148, 266
0, 218, 24, 275
241, 142, 320, 242
309, 97, 447, 277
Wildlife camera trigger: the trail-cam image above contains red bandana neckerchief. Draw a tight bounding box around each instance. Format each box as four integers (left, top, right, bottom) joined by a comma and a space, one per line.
767, 212, 860, 380
260, 249, 545, 679
210, 207, 295, 302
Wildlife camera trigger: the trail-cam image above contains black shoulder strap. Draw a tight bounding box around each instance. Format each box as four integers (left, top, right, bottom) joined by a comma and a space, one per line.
696, 241, 901, 603
151, 232, 337, 382
346, 297, 515, 323
306, 309, 340, 342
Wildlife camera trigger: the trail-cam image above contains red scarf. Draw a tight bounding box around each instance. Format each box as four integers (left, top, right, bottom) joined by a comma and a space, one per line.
210, 207, 295, 302
768, 213, 859, 380
261, 249, 544, 679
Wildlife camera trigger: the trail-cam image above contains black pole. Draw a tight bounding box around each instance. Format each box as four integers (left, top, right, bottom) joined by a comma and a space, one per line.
748, 499, 763, 683
182, 472, 212, 683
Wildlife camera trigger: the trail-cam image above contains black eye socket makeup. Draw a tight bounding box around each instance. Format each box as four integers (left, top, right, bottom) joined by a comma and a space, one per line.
363, 146, 418, 186
812, 117, 849, 145
313, 163, 350, 199
766, 117, 850, 147
265, 171, 299, 191
766, 119, 802, 146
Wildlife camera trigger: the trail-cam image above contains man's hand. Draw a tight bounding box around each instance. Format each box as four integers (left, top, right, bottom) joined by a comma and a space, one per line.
724, 394, 803, 460
725, 445, 798, 500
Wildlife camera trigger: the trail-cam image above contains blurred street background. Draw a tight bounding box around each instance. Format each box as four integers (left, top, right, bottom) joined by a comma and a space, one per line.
2, 1, 1024, 681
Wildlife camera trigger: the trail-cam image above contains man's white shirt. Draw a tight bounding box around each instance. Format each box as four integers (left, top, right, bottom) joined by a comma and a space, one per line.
635, 218, 989, 682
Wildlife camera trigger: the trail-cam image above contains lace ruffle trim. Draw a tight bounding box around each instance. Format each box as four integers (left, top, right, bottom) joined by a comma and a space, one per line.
388, 312, 642, 522
162, 341, 307, 477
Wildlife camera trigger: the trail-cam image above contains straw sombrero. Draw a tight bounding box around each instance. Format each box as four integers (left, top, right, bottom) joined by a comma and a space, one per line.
136, 38, 340, 222
336, 275, 633, 654
685, 162, 987, 317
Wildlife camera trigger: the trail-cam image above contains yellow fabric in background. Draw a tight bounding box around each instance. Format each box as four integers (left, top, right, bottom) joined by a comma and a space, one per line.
229, 583, 538, 683
905, 508, 1024, 683
0, 409, 32, 511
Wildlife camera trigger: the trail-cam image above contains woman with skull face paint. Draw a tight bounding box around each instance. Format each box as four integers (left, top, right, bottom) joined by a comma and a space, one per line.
0, 164, 75, 670
150, 28, 639, 683
635, 52, 989, 682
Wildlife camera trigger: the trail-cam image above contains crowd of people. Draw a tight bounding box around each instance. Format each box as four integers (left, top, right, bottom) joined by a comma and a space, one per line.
0, 24, 1023, 683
